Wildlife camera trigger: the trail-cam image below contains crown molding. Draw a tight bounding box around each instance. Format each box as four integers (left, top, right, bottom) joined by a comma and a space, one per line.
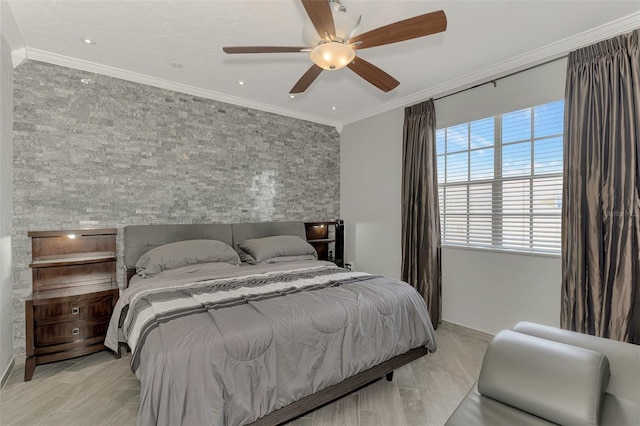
20, 11, 639, 130
24, 48, 341, 130
340, 12, 640, 126
11, 47, 26, 68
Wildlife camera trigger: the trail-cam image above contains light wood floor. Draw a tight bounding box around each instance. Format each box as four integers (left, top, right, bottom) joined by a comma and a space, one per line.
0, 326, 489, 426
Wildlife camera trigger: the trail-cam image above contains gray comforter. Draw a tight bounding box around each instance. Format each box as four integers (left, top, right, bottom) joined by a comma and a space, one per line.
106, 260, 437, 426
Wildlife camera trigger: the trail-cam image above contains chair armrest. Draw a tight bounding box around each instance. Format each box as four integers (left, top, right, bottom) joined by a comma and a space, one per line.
513, 322, 640, 403
478, 330, 610, 425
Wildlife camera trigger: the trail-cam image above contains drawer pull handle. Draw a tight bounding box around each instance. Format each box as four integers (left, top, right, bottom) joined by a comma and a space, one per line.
71, 307, 79, 315
72, 328, 80, 335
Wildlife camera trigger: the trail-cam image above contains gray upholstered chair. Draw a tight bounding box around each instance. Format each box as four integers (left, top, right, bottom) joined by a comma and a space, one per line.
446, 322, 640, 426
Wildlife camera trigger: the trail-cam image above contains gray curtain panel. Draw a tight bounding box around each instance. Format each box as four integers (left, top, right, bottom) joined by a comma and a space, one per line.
402, 99, 442, 329
561, 29, 639, 344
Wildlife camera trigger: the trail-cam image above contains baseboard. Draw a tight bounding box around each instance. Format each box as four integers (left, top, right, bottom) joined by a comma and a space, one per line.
440, 320, 494, 343
1, 356, 15, 390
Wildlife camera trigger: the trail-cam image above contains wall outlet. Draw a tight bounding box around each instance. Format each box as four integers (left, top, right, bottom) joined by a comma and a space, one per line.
344, 263, 353, 271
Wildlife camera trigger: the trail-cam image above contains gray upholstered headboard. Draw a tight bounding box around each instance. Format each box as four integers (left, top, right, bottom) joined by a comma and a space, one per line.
124, 224, 234, 269
124, 221, 307, 283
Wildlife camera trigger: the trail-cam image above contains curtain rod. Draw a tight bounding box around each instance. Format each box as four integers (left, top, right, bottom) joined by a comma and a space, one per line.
433, 55, 568, 102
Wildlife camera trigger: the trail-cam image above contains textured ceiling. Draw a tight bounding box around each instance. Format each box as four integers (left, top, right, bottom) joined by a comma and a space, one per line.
6, 0, 640, 128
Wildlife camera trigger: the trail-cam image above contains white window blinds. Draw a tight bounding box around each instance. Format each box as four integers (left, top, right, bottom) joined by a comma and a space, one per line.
437, 100, 564, 254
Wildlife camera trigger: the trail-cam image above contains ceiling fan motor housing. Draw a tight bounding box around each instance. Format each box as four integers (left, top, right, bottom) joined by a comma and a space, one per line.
302, 2, 361, 46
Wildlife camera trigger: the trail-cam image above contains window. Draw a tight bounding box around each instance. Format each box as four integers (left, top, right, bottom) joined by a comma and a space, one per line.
437, 100, 564, 254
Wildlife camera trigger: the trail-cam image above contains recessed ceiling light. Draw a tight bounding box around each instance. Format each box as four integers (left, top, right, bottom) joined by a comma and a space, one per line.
80, 78, 92, 85
81, 38, 95, 45
237, 80, 246, 86
289, 95, 295, 99
331, 106, 337, 110
170, 62, 183, 68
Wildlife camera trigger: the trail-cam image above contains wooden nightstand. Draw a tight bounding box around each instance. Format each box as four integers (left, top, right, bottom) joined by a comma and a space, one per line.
24, 229, 118, 381
304, 220, 344, 267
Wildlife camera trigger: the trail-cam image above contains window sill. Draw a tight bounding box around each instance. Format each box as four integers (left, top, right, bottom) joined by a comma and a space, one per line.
441, 243, 561, 259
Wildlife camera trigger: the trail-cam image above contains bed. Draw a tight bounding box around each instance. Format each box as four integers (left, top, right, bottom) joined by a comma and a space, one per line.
105, 221, 437, 426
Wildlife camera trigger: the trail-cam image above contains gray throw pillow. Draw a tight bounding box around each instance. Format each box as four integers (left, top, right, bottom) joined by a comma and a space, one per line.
237, 248, 257, 264
237, 235, 317, 263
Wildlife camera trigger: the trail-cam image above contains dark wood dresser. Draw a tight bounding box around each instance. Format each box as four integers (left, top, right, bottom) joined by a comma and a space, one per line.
24, 229, 118, 381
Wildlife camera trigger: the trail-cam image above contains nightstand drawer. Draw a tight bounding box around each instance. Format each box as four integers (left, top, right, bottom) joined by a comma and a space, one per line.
34, 319, 110, 346
34, 295, 113, 325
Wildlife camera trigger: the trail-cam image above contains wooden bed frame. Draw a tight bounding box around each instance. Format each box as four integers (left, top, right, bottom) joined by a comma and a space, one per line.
119, 222, 431, 425
249, 347, 428, 425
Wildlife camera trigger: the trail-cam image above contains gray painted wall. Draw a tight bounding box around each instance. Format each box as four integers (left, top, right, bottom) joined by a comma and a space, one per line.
340, 60, 564, 336
12, 60, 340, 354
1, 35, 15, 379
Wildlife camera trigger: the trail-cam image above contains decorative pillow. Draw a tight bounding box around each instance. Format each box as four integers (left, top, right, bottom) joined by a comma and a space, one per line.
136, 239, 240, 277
237, 235, 317, 263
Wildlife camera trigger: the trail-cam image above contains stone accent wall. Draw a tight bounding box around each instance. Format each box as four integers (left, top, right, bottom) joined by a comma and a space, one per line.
12, 60, 340, 354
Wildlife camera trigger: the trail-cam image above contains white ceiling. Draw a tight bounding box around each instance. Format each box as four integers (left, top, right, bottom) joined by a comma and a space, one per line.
6, 0, 640, 129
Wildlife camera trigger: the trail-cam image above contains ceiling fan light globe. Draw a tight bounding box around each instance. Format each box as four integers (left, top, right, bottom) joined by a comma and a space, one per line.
310, 42, 355, 71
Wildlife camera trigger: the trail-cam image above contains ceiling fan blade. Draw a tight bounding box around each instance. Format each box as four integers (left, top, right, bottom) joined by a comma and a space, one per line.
223, 46, 309, 54
301, 0, 336, 39
290, 64, 323, 93
347, 57, 400, 92
349, 10, 447, 50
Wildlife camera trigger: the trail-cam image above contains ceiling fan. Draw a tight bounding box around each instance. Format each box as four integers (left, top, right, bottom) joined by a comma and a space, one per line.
223, 0, 447, 94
